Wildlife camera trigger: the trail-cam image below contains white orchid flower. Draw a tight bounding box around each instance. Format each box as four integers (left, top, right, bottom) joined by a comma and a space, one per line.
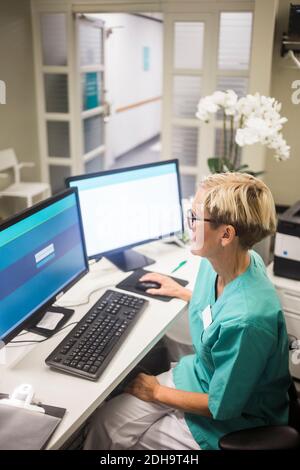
236, 127, 260, 146
195, 95, 219, 122
224, 90, 238, 116
212, 90, 227, 106
195, 90, 290, 166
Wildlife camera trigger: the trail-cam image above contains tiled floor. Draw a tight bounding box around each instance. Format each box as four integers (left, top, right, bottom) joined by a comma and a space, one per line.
111, 135, 161, 170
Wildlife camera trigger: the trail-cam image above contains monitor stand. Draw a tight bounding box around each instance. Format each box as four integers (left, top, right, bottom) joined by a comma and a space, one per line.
105, 249, 155, 272
164, 235, 187, 249
26, 306, 75, 338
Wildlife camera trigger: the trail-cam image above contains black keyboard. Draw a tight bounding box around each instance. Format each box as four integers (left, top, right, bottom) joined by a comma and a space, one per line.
45, 290, 148, 381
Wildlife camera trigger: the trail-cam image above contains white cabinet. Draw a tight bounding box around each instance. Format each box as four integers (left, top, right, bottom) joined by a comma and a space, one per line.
267, 263, 300, 379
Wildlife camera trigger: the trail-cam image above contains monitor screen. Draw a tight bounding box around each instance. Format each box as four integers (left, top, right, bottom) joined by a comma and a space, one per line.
66, 160, 184, 259
0, 189, 88, 343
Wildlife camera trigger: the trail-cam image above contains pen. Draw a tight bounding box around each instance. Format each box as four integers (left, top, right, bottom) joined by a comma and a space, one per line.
171, 260, 187, 273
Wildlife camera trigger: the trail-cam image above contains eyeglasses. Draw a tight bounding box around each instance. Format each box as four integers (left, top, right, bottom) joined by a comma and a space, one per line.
186, 209, 215, 230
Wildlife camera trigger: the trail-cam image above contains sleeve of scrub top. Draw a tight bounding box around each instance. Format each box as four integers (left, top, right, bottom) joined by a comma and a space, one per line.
208, 323, 275, 420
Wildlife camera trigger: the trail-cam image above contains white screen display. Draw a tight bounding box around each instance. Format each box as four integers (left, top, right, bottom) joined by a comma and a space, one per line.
69, 162, 183, 257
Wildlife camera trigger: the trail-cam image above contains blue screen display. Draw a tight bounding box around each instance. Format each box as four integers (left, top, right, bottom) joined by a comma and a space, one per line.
0, 193, 87, 340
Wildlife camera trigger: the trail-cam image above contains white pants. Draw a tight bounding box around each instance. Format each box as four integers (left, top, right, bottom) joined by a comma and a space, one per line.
84, 368, 200, 450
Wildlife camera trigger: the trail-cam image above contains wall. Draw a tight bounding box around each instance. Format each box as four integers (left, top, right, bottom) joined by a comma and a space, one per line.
0, 0, 40, 218
242, 0, 277, 175
94, 13, 163, 167
264, 0, 300, 206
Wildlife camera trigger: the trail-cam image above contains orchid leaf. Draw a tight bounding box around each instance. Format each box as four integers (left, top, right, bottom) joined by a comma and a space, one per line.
207, 158, 264, 176
234, 164, 249, 171
223, 158, 235, 171
207, 157, 224, 173
240, 170, 265, 176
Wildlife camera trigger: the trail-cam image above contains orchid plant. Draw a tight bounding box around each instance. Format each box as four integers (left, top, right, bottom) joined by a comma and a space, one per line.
196, 90, 290, 175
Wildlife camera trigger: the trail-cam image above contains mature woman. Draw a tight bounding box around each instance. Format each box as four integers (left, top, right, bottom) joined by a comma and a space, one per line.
84, 172, 290, 451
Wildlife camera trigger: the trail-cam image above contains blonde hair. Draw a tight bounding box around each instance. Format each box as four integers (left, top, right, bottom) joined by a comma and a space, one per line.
201, 173, 277, 249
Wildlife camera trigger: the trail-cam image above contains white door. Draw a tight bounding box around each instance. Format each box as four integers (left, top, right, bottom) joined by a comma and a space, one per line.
77, 14, 108, 175
32, 9, 107, 193
162, 10, 254, 199
162, 14, 215, 199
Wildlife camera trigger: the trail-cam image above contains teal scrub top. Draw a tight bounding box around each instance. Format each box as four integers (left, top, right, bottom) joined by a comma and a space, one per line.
173, 250, 290, 450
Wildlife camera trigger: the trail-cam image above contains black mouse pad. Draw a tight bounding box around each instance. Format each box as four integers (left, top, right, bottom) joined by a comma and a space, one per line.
116, 268, 189, 302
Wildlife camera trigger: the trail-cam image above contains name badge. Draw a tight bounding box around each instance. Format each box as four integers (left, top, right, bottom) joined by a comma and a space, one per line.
202, 305, 212, 330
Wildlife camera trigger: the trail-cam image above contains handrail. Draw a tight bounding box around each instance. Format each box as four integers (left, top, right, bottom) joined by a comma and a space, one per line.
116, 96, 162, 113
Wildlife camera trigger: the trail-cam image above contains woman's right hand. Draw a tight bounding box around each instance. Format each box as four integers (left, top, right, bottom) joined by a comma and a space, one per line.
139, 272, 192, 302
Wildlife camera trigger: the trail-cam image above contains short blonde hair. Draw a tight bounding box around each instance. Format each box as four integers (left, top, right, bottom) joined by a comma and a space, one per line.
201, 173, 277, 249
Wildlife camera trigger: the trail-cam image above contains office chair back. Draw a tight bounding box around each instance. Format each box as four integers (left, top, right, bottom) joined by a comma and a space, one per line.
219, 380, 300, 450
0, 148, 17, 172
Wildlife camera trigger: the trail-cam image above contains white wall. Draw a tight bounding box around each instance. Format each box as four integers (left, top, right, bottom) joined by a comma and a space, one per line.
93, 13, 163, 167
264, 0, 300, 206
0, 0, 40, 218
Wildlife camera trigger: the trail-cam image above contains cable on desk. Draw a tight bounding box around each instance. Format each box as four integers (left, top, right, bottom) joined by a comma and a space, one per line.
54, 282, 116, 308
6, 281, 121, 345
10, 283, 117, 344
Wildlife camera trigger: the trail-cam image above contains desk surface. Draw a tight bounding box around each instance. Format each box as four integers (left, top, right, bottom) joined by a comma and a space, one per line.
0, 241, 200, 449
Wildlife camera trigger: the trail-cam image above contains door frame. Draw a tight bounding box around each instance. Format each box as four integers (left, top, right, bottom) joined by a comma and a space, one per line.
31, 2, 107, 189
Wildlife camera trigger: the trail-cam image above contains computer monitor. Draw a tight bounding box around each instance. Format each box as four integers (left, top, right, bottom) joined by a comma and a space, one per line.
0, 188, 89, 344
66, 159, 184, 271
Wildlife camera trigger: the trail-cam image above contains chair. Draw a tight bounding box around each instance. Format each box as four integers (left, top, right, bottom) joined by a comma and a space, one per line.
219, 381, 300, 450
0, 148, 51, 208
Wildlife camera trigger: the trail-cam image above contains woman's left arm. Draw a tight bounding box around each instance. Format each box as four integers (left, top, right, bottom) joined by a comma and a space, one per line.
125, 373, 211, 418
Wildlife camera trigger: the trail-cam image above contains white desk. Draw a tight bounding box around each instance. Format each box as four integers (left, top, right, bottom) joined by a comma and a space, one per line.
267, 263, 300, 380
0, 241, 200, 449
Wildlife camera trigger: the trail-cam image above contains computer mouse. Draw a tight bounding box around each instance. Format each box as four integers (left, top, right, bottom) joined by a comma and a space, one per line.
135, 281, 161, 292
